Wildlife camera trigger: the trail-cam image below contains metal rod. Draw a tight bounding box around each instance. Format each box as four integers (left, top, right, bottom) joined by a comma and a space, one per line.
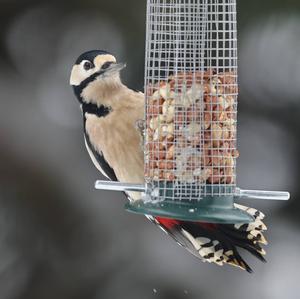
95, 180, 146, 192
94, 181, 290, 201
235, 188, 290, 201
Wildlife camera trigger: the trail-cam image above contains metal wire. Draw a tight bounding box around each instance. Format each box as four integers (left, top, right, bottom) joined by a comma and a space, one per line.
144, 0, 238, 201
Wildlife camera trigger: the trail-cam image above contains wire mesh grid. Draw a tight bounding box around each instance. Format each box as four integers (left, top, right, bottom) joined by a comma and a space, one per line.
144, 0, 238, 201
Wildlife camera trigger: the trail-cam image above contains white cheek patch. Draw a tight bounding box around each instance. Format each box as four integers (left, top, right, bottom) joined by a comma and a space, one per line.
70, 64, 82, 86
69, 64, 95, 86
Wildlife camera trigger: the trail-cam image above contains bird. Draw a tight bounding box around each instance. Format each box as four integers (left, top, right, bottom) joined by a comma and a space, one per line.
70, 49, 267, 273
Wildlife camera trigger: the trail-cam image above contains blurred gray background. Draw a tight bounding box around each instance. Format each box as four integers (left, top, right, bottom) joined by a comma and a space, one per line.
0, 0, 299, 298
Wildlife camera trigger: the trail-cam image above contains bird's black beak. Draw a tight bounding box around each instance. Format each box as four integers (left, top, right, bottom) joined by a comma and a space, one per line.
103, 62, 126, 76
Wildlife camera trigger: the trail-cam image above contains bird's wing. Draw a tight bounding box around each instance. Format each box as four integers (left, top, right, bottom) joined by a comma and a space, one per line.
84, 132, 118, 181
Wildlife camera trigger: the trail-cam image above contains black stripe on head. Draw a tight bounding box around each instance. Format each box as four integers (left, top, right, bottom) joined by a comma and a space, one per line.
75, 50, 112, 65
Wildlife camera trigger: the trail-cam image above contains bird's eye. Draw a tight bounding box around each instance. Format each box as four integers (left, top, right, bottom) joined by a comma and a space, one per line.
83, 61, 93, 71
101, 61, 113, 70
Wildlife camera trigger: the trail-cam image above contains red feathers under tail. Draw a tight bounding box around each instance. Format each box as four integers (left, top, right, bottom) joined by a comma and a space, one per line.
154, 204, 267, 273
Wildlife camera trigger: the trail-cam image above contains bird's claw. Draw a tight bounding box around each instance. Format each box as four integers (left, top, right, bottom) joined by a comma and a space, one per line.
135, 119, 145, 151
135, 119, 145, 133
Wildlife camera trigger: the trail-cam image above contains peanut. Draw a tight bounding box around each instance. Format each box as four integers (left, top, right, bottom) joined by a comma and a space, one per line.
166, 145, 175, 160
162, 99, 175, 123
158, 161, 175, 170
193, 168, 212, 181
149, 115, 166, 131
164, 172, 176, 181
146, 69, 238, 184
148, 98, 164, 116
232, 149, 240, 158
208, 169, 223, 184
159, 83, 175, 100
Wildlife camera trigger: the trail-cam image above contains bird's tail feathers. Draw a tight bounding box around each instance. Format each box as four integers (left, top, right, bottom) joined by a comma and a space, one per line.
154, 204, 267, 273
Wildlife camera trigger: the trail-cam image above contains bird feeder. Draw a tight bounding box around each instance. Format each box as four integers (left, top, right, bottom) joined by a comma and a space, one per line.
95, 0, 290, 223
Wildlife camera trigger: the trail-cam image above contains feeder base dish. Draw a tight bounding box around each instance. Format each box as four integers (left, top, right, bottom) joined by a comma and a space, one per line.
125, 196, 254, 224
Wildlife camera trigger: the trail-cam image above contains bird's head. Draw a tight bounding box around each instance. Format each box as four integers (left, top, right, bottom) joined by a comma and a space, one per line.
70, 50, 126, 104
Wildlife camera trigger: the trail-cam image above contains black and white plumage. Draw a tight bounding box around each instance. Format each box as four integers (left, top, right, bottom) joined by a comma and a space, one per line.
70, 50, 268, 272
70, 50, 144, 199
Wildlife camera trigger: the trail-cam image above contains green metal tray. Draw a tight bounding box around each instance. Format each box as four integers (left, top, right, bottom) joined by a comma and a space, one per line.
125, 187, 254, 224
125, 183, 254, 224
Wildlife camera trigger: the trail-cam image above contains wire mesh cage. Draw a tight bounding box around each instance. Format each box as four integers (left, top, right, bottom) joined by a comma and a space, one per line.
144, 0, 238, 198
95, 0, 290, 223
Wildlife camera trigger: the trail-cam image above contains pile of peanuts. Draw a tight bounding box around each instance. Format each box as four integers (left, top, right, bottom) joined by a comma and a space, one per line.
145, 70, 239, 184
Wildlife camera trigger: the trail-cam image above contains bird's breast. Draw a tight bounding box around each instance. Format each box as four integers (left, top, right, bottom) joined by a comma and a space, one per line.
85, 109, 144, 185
